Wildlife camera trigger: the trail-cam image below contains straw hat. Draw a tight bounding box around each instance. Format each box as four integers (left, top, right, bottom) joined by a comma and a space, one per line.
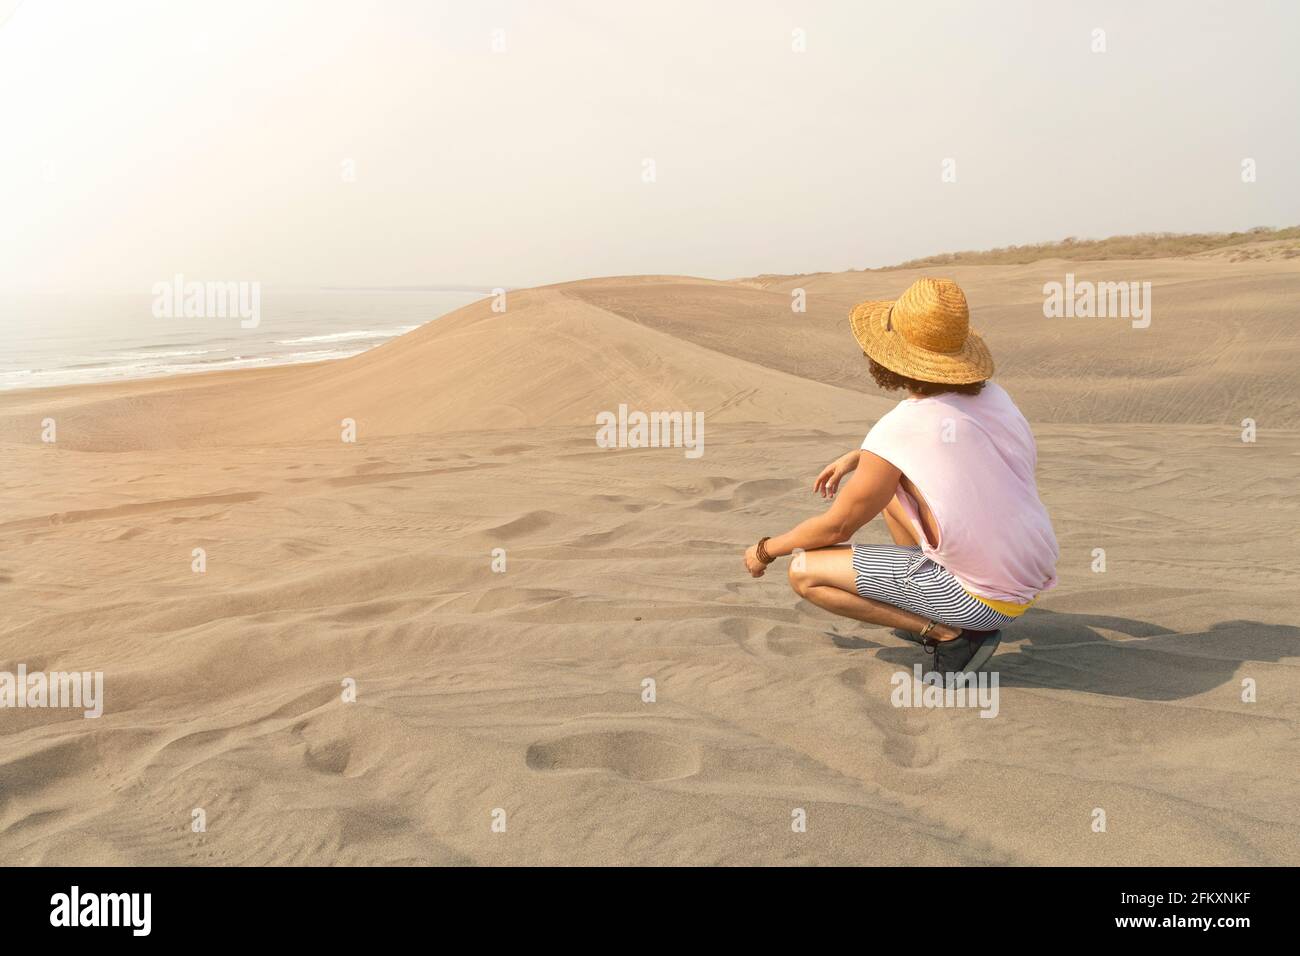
849, 277, 993, 384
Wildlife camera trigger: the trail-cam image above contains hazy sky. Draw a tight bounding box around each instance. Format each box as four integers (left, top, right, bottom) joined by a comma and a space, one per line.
1, 0, 1296, 292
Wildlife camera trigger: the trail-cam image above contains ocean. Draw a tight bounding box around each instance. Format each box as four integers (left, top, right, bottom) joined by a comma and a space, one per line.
0, 288, 486, 391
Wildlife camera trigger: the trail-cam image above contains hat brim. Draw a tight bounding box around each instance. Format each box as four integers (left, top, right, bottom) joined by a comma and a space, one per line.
849, 299, 994, 385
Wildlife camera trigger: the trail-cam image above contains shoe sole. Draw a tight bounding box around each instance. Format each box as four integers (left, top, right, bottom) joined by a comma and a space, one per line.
956, 630, 1002, 679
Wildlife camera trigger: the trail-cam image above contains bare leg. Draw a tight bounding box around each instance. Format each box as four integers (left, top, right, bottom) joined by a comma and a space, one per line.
882, 494, 919, 547
787, 546, 960, 640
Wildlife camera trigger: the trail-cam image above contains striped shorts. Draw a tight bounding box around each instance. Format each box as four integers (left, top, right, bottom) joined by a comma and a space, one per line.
850, 544, 1016, 630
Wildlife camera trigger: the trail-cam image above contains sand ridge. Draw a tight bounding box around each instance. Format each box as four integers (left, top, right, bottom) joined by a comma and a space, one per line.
0, 255, 1297, 865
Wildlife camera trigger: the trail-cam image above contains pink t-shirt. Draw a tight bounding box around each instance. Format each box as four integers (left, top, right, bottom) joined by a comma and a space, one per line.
861, 383, 1058, 604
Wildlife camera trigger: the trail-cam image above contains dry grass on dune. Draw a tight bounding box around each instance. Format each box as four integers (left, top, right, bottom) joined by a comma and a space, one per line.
882, 226, 1300, 269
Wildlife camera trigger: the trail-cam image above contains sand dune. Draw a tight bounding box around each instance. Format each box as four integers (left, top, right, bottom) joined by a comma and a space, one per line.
0, 253, 1297, 865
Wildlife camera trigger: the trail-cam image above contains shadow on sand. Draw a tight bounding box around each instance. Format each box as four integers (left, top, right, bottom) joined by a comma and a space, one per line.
870, 608, 1297, 702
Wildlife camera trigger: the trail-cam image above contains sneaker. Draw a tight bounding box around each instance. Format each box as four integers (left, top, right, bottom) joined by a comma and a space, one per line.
924, 630, 1002, 686
963, 630, 1002, 673
891, 627, 923, 644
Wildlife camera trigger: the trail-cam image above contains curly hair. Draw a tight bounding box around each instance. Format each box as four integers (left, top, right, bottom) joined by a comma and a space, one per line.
866, 357, 986, 397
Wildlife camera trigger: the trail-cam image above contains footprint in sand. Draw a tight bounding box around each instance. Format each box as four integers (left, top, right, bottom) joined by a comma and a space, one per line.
525, 731, 700, 782
838, 665, 941, 770
304, 739, 353, 775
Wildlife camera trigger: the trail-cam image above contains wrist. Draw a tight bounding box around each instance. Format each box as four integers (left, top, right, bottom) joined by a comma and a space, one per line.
755, 536, 776, 564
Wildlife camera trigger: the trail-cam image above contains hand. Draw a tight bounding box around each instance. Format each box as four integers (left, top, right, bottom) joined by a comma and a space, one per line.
813, 450, 860, 499
744, 544, 768, 577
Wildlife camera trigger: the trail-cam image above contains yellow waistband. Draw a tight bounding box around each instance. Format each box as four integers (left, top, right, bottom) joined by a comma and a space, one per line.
964, 590, 1033, 618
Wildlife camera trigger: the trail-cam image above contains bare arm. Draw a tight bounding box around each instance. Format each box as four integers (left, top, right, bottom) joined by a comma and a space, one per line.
747, 452, 901, 574
812, 449, 862, 498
